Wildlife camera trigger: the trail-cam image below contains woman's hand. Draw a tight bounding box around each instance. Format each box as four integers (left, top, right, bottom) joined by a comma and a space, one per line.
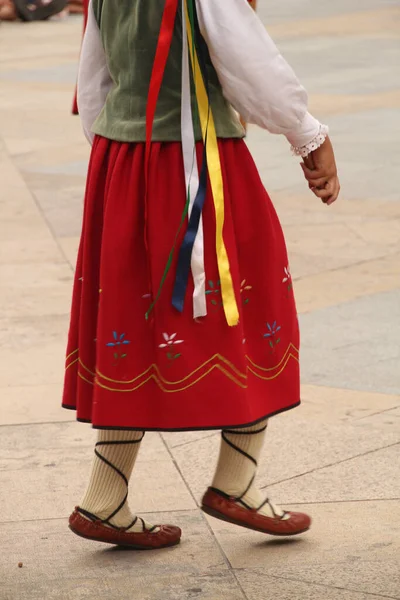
301, 137, 340, 206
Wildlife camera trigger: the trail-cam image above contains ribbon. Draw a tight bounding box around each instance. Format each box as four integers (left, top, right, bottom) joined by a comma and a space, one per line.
145, 0, 239, 327
181, 0, 239, 327
179, 0, 207, 318
145, 0, 180, 320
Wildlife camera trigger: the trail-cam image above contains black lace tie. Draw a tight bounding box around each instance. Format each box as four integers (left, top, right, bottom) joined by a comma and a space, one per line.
211, 425, 287, 520
77, 433, 158, 533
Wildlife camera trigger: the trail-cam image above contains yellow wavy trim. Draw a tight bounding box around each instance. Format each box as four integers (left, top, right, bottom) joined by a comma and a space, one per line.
65, 357, 79, 371
66, 348, 79, 361
78, 371, 94, 386
66, 344, 299, 394
246, 343, 298, 372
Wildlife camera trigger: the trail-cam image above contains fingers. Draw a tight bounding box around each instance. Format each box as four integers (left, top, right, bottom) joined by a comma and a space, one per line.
301, 163, 329, 182
308, 177, 329, 189
312, 186, 332, 200
301, 161, 337, 185
326, 180, 340, 205
309, 177, 340, 205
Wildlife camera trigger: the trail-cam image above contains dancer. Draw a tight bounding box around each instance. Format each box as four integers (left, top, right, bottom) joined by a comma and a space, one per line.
64, 0, 340, 549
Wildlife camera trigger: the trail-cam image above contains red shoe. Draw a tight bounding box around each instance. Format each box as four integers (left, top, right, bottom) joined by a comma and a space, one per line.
201, 488, 311, 536
69, 508, 182, 550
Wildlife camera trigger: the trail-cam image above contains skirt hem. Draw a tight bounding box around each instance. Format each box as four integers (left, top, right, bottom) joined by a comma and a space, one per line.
61, 399, 300, 432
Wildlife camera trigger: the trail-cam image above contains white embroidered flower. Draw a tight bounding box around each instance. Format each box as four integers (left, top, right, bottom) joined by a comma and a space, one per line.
282, 266, 291, 283
159, 333, 184, 348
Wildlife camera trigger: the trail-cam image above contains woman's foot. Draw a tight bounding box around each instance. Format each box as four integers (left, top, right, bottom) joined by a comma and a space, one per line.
0, 0, 17, 20
69, 507, 181, 549
201, 487, 311, 536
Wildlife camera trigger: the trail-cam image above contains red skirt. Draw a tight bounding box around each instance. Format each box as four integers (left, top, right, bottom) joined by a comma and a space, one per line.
62, 136, 300, 431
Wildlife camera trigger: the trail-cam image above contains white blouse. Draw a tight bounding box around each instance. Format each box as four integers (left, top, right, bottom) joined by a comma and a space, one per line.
78, 0, 328, 155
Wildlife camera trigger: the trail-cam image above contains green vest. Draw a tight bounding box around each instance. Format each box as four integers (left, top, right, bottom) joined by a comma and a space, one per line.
91, 0, 244, 142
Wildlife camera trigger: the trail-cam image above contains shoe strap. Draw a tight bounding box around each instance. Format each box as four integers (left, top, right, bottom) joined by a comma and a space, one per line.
220, 426, 286, 520
79, 433, 155, 532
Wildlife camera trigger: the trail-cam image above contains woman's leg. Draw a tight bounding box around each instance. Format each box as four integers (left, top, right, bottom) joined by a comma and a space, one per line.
79, 430, 158, 532
211, 419, 286, 519
69, 429, 181, 549
203, 418, 311, 535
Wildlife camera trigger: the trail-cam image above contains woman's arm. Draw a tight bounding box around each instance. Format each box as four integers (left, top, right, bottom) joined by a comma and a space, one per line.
195, 0, 327, 156
77, 0, 113, 144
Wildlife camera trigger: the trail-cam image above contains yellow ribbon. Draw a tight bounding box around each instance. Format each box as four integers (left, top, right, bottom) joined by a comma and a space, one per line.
183, 0, 239, 327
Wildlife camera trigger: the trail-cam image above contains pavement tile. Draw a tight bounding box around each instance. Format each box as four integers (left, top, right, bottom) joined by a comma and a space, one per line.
0, 238, 64, 266
167, 406, 400, 503
0, 422, 168, 470
27, 176, 85, 238
2, 574, 245, 600
0, 511, 245, 600
0, 457, 195, 522
0, 315, 68, 386
57, 236, 80, 267
295, 255, 400, 314
0, 383, 71, 425
300, 385, 400, 421
260, 2, 400, 28
300, 289, 400, 394
205, 500, 400, 598
161, 430, 219, 450
236, 570, 397, 600
309, 90, 400, 117
0, 262, 73, 318
268, 8, 400, 40
267, 444, 400, 503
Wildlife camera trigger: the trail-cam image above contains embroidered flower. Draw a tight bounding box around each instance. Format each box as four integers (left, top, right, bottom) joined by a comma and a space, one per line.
106, 331, 131, 363
282, 267, 291, 283
159, 333, 184, 348
159, 333, 184, 363
240, 279, 253, 305
282, 266, 293, 293
263, 322, 281, 349
205, 280, 222, 307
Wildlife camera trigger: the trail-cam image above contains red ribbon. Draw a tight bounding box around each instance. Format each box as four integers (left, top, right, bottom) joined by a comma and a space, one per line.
145, 0, 179, 169
144, 0, 179, 318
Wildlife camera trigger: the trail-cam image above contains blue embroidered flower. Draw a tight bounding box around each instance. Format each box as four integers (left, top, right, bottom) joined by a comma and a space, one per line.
106, 332, 131, 363
263, 322, 281, 349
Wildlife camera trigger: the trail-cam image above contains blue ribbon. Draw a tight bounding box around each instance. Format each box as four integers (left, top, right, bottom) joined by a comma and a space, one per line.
172, 148, 208, 313
172, 1, 212, 314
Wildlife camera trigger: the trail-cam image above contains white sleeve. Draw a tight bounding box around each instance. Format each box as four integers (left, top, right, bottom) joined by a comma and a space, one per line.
195, 0, 326, 151
77, 0, 113, 145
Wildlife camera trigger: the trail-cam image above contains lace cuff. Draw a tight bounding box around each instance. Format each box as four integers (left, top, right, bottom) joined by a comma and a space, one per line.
291, 124, 329, 157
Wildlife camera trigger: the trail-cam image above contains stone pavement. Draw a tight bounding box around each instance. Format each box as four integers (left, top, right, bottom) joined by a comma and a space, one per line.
0, 1, 399, 599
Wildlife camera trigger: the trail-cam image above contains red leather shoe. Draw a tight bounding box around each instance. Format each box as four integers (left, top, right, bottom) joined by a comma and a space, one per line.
69, 508, 182, 549
201, 488, 311, 536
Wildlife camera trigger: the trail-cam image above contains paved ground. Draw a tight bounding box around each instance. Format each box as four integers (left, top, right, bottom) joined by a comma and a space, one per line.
0, 2, 399, 599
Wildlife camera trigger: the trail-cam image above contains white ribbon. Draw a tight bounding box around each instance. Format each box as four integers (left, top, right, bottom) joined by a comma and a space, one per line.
181, 0, 207, 319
